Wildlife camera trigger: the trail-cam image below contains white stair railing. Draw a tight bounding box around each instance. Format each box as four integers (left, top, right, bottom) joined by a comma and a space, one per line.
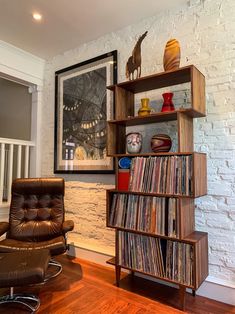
0, 137, 35, 205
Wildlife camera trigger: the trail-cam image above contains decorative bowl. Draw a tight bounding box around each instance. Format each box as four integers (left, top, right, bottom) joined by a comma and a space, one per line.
151, 134, 172, 152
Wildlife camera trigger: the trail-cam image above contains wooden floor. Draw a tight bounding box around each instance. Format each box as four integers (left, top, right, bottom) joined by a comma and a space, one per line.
0, 254, 234, 314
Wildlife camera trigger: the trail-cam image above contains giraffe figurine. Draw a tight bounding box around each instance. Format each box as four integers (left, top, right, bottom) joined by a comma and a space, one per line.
126, 31, 148, 80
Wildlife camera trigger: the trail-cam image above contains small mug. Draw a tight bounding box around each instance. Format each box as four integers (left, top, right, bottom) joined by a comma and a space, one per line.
126, 132, 142, 154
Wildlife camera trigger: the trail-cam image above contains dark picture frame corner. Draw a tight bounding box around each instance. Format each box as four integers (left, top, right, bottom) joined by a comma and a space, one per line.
54, 50, 117, 174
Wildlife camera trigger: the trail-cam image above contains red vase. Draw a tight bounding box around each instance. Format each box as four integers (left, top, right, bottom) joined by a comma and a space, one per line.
161, 92, 175, 112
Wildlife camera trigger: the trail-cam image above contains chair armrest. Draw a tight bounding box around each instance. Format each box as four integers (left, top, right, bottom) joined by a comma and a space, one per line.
62, 220, 74, 234
0, 222, 9, 236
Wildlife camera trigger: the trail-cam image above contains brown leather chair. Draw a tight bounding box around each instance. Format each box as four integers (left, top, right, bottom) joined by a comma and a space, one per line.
0, 177, 74, 278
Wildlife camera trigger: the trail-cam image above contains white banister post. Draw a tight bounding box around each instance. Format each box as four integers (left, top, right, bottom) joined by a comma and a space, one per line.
29, 85, 42, 177
0, 143, 5, 204
17, 145, 22, 178
24, 145, 29, 178
7, 144, 14, 201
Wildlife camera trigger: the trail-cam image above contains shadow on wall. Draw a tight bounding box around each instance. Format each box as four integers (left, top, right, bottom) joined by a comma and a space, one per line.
57, 174, 115, 186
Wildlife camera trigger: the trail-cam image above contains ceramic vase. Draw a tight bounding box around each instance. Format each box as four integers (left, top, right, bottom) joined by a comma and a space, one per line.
138, 98, 151, 116
161, 92, 175, 112
151, 134, 172, 152
163, 39, 181, 71
126, 132, 142, 154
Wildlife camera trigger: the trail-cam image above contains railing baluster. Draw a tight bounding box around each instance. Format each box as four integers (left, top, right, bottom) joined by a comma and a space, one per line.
17, 145, 22, 178
7, 144, 14, 201
24, 145, 29, 178
0, 138, 35, 205
0, 143, 5, 205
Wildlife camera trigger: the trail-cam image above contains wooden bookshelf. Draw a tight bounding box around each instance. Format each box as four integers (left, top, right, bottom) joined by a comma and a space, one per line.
108, 108, 204, 126
106, 231, 208, 290
107, 112, 199, 155
106, 190, 195, 239
106, 65, 208, 310
107, 65, 205, 119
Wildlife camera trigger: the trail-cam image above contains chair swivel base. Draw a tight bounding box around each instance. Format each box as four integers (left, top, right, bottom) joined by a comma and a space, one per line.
0, 287, 40, 313
44, 259, 62, 282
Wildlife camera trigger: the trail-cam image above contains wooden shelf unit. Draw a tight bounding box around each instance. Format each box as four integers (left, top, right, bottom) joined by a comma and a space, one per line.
106, 65, 208, 310
106, 190, 195, 240
107, 110, 198, 155
106, 230, 208, 290
110, 152, 207, 198
107, 65, 205, 119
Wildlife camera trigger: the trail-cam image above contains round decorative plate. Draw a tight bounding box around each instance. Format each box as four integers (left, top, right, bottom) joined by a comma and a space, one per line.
118, 157, 132, 169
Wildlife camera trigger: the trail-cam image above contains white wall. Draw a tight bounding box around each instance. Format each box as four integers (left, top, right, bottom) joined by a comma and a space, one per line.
0, 41, 45, 86
0, 40, 45, 177
0, 78, 32, 140
41, 0, 235, 299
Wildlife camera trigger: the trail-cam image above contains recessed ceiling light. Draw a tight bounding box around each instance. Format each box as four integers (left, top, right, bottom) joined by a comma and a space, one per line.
33, 13, 42, 21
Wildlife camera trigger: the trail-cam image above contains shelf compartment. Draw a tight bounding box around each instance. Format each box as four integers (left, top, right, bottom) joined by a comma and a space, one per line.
108, 152, 207, 198
107, 231, 208, 290
184, 231, 209, 289
107, 111, 194, 155
107, 257, 194, 289
107, 65, 205, 118
108, 109, 204, 127
107, 190, 195, 239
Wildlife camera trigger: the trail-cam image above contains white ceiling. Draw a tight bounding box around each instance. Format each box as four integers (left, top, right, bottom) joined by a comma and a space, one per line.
0, 0, 187, 59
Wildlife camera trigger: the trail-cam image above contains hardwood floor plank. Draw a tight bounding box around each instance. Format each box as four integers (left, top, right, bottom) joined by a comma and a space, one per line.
0, 254, 234, 314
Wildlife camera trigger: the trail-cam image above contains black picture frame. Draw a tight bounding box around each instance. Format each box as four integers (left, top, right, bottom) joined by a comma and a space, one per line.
54, 50, 117, 174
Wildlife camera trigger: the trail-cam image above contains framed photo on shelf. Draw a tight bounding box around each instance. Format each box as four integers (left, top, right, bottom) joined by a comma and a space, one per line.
54, 50, 117, 174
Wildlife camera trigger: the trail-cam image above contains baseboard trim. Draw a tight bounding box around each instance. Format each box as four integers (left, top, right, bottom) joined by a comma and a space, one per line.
68, 244, 113, 266
67, 244, 235, 306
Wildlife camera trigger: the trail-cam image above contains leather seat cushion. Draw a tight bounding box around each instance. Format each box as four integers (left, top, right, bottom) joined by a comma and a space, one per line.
0, 236, 66, 256
0, 249, 50, 287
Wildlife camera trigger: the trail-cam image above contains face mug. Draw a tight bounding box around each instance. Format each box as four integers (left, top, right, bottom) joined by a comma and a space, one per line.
126, 132, 142, 154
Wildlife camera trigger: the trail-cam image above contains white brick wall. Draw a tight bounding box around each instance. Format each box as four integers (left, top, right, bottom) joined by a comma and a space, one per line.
42, 0, 235, 284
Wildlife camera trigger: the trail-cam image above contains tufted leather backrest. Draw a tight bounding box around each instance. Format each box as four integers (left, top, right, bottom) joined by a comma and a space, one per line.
8, 178, 65, 242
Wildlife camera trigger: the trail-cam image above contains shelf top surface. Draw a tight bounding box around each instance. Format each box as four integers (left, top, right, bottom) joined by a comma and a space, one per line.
107, 189, 195, 199
108, 108, 205, 126
107, 65, 204, 93
107, 187, 207, 199
106, 256, 194, 288
108, 151, 206, 157
106, 224, 207, 245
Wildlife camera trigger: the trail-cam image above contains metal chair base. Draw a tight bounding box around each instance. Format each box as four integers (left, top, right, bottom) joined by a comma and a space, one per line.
44, 259, 62, 281
0, 287, 40, 313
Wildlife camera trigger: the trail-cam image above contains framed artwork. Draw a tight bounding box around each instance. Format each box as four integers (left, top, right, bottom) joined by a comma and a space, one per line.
54, 51, 117, 173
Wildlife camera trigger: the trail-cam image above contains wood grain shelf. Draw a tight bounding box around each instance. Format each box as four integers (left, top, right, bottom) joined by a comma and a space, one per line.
106, 225, 207, 244
107, 152, 207, 198
107, 191, 195, 239
107, 230, 208, 291
108, 108, 204, 127
107, 151, 202, 157
107, 65, 204, 93
107, 256, 194, 289
107, 189, 205, 199
106, 64, 208, 310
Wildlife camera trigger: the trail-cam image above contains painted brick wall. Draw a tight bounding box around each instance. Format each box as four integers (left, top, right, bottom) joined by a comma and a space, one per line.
42, 0, 235, 283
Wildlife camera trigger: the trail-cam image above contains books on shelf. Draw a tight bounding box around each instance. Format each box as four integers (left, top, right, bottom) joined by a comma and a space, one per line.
118, 231, 194, 286
165, 239, 194, 286
128, 155, 193, 196
109, 193, 179, 238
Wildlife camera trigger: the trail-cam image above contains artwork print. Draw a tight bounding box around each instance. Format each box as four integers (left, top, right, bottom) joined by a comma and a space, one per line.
54, 51, 117, 173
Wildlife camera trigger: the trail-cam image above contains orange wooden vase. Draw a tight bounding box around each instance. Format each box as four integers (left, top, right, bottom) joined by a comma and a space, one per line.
163, 39, 181, 71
